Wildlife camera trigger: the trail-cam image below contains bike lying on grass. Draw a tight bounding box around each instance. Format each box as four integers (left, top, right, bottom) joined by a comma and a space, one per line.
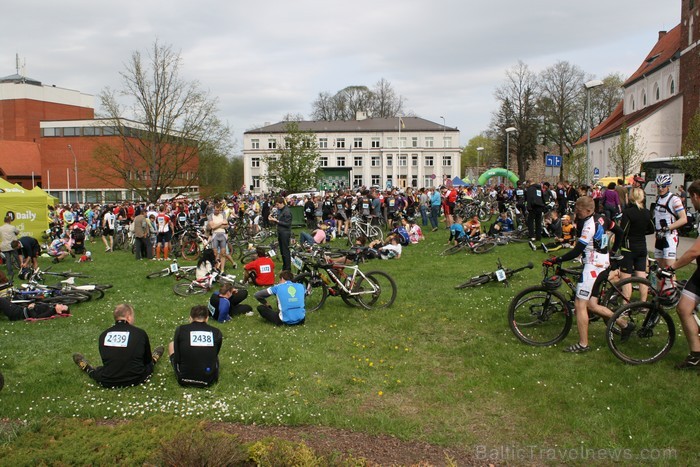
146, 259, 196, 280
440, 235, 497, 256
172, 269, 245, 297
455, 259, 533, 289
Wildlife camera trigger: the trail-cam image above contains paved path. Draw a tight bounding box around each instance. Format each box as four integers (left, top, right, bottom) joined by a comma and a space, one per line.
646, 235, 697, 259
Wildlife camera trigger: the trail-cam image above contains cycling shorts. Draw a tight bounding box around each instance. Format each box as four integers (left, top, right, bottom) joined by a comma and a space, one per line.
653, 232, 678, 260
156, 231, 172, 244
620, 248, 648, 274
576, 264, 606, 300
681, 267, 700, 304
211, 232, 227, 252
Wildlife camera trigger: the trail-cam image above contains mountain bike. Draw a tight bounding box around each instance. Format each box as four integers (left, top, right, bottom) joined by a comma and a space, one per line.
455, 259, 533, 289
440, 235, 497, 256
604, 268, 687, 365
508, 261, 656, 346
347, 216, 383, 246
146, 259, 197, 280
172, 270, 244, 297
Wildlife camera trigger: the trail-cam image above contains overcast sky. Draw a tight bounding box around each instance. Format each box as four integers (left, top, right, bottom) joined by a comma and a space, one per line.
2, 1, 681, 150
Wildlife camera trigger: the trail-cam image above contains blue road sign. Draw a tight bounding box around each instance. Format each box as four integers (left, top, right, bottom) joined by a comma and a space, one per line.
545, 155, 562, 167
593, 167, 600, 175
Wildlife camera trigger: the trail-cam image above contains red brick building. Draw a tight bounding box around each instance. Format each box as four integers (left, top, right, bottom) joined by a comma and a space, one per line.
681, 0, 700, 140
0, 73, 198, 203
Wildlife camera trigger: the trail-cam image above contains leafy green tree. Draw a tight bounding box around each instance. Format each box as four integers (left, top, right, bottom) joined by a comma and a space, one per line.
262, 122, 320, 193
460, 134, 498, 176
609, 124, 646, 181
676, 110, 700, 179
92, 40, 232, 203
564, 146, 587, 185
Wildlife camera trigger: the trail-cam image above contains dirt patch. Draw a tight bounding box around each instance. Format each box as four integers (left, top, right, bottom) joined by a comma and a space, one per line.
209, 422, 477, 466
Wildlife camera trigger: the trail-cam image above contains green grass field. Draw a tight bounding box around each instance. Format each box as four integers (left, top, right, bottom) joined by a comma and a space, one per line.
0, 225, 698, 465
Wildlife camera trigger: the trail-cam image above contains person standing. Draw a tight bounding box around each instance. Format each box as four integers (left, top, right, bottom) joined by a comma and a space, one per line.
72, 304, 164, 388
0, 214, 20, 282
619, 187, 654, 302
653, 174, 687, 270
101, 206, 116, 252
168, 305, 223, 387
208, 204, 230, 271
254, 270, 306, 326
429, 187, 441, 231
132, 207, 151, 260
268, 197, 292, 272
419, 188, 429, 226
525, 181, 545, 241
154, 205, 174, 261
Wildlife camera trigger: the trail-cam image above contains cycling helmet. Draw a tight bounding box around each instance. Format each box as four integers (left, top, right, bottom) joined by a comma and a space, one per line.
658, 286, 681, 307
543, 275, 562, 290
655, 174, 672, 187
85, 251, 92, 258
18, 267, 33, 281
63, 211, 74, 224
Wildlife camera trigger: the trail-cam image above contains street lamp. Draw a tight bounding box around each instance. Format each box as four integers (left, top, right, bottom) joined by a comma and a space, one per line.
440, 116, 446, 184
585, 79, 604, 185
476, 146, 484, 170
505, 127, 517, 174
67, 144, 79, 204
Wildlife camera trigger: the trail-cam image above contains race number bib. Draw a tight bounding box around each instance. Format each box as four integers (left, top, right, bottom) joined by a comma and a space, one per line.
190, 331, 214, 347
104, 331, 130, 347
260, 264, 272, 273
495, 269, 507, 282
268, 249, 276, 257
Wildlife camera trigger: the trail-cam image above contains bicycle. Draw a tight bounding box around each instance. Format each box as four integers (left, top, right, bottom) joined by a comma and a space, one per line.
347, 216, 383, 246
440, 235, 497, 256
508, 261, 656, 346
172, 269, 244, 297
604, 268, 688, 365
146, 259, 196, 280
455, 259, 533, 289
179, 226, 211, 261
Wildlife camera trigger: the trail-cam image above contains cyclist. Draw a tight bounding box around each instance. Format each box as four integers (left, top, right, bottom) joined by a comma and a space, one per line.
254, 270, 306, 326
619, 187, 654, 302
447, 216, 467, 246
243, 247, 275, 286
653, 174, 687, 271
667, 179, 700, 370
168, 305, 223, 387
543, 196, 627, 353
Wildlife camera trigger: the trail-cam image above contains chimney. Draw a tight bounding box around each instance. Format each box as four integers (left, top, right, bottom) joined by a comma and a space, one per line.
658, 30, 667, 40
355, 111, 367, 121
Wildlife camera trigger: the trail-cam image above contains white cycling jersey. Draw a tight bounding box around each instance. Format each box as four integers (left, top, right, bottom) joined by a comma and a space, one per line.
654, 192, 684, 231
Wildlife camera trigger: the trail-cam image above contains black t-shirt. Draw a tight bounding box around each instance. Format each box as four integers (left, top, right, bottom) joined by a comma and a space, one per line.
621, 204, 654, 249
94, 320, 153, 388
172, 321, 223, 387
19, 236, 40, 257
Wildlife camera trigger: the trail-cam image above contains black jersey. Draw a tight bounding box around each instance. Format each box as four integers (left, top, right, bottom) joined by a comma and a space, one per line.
172, 321, 222, 387
94, 320, 153, 388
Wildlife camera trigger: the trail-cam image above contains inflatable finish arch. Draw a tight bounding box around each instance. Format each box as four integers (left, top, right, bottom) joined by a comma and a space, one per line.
477, 168, 519, 186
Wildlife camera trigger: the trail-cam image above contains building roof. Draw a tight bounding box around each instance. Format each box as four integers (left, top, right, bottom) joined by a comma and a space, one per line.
623, 25, 681, 87
0, 141, 42, 176
245, 116, 458, 135
0, 73, 42, 86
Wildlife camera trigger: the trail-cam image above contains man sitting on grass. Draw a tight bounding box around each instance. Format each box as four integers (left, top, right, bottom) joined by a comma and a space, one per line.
254, 270, 306, 326
168, 305, 223, 387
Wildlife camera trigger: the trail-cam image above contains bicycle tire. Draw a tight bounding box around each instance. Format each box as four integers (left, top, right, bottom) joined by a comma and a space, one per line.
441, 244, 466, 256
66, 291, 93, 303
240, 250, 257, 265
180, 239, 199, 261
478, 208, 491, 222
368, 225, 383, 242
473, 241, 497, 254
41, 295, 80, 305
508, 285, 572, 346
455, 275, 491, 289
293, 272, 328, 312
601, 277, 655, 311
605, 302, 675, 365
173, 282, 208, 297
78, 287, 105, 300
356, 271, 397, 309
94, 284, 113, 290
146, 269, 171, 279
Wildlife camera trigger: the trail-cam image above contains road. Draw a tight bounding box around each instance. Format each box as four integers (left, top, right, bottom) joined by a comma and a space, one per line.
646, 235, 698, 259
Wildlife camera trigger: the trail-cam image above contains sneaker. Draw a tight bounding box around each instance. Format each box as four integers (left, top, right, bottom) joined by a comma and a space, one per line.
528, 241, 537, 251
530, 238, 536, 242
563, 343, 590, 353
245, 311, 255, 317
152, 345, 165, 363
610, 253, 624, 261
52, 258, 59, 264
541, 243, 548, 253
674, 354, 700, 370
152, 257, 158, 261
431, 228, 438, 232
105, 248, 111, 253
620, 321, 636, 343
72, 353, 94, 373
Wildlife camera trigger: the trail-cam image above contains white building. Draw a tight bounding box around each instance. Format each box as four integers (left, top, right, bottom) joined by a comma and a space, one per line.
243, 115, 460, 193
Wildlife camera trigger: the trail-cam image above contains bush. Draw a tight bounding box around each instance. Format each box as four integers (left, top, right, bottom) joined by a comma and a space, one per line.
158, 429, 251, 466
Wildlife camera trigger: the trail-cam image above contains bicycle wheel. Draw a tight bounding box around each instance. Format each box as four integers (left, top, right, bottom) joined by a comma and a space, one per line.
508, 286, 572, 346
240, 250, 258, 265
601, 277, 655, 311
355, 271, 397, 309
41, 295, 80, 305
368, 225, 384, 243
180, 239, 199, 261
440, 243, 466, 256
473, 241, 496, 254
478, 207, 491, 222
455, 274, 491, 289
173, 282, 208, 297
146, 268, 170, 279
77, 287, 105, 300
94, 284, 113, 290
293, 272, 328, 312
605, 302, 675, 365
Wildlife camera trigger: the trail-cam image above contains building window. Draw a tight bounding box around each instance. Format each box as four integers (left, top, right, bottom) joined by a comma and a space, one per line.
442, 156, 452, 167
399, 137, 406, 148
337, 156, 346, 167
268, 139, 277, 149
371, 137, 380, 148
42, 128, 59, 137
642, 90, 647, 106
398, 155, 407, 166
630, 96, 635, 111
354, 156, 363, 167
424, 175, 433, 188
443, 137, 451, 148
83, 127, 98, 136
412, 175, 418, 187
354, 137, 363, 148
251, 157, 260, 168
425, 137, 434, 148
412, 155, 418, 166
386, 155, 393, 167
251, 138, 260, 149
336, 138, 345, 148
371, 175, 380, 186
371, 156, 381, 167
102, 127, 117, 136
320, 157, 328, 167
670, 78, 675, 95
252, 176, 260, 189
654, 83, 660, 102
319, 138, 328, 148
425, 156, 434, 167
386, 137, 393, 148
63, 127, 80, 136
412, 136, 418, 148
284, 138, 292, 149
353, 175, 363, 188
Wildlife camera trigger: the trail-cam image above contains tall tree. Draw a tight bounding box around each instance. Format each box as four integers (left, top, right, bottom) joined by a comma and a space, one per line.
310, 79, 406, 120
676, 110, 700, 179
609, 124, 646, 180
370, 78, 405, 118
492, 61, 540, 179
261, 122, 320, 193
92, 40, 232, 203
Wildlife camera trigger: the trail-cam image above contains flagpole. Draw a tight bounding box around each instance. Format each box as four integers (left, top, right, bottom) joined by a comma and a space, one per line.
398, 117, 401, 190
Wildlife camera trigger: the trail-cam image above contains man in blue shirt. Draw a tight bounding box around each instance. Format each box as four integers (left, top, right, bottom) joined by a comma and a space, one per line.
429, 188, 442, 231
208, 283, 252, 323
254, 270, 306, 326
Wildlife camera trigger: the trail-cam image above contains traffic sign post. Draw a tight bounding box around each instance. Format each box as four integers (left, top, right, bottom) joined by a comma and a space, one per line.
545, 155, 562, 167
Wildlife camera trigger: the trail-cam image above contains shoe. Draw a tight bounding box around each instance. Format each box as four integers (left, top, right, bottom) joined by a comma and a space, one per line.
610, 253, 624, 261
52, 258, 59, 264
431, 228, 438, 232
620, 321, 636, 343
541, 243, 548, 253
105, 248, 111, 252
70, 251, 76, 258
528, 241, 537, 251
674, 354, 700, 370
164, 258, 171, 261
152, 345, 165, 363
152, 257, 157, 261
72, 353, 94, 373
563, 343, 590, 353
530, 238, 536, 242
245, 311, 255, 317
